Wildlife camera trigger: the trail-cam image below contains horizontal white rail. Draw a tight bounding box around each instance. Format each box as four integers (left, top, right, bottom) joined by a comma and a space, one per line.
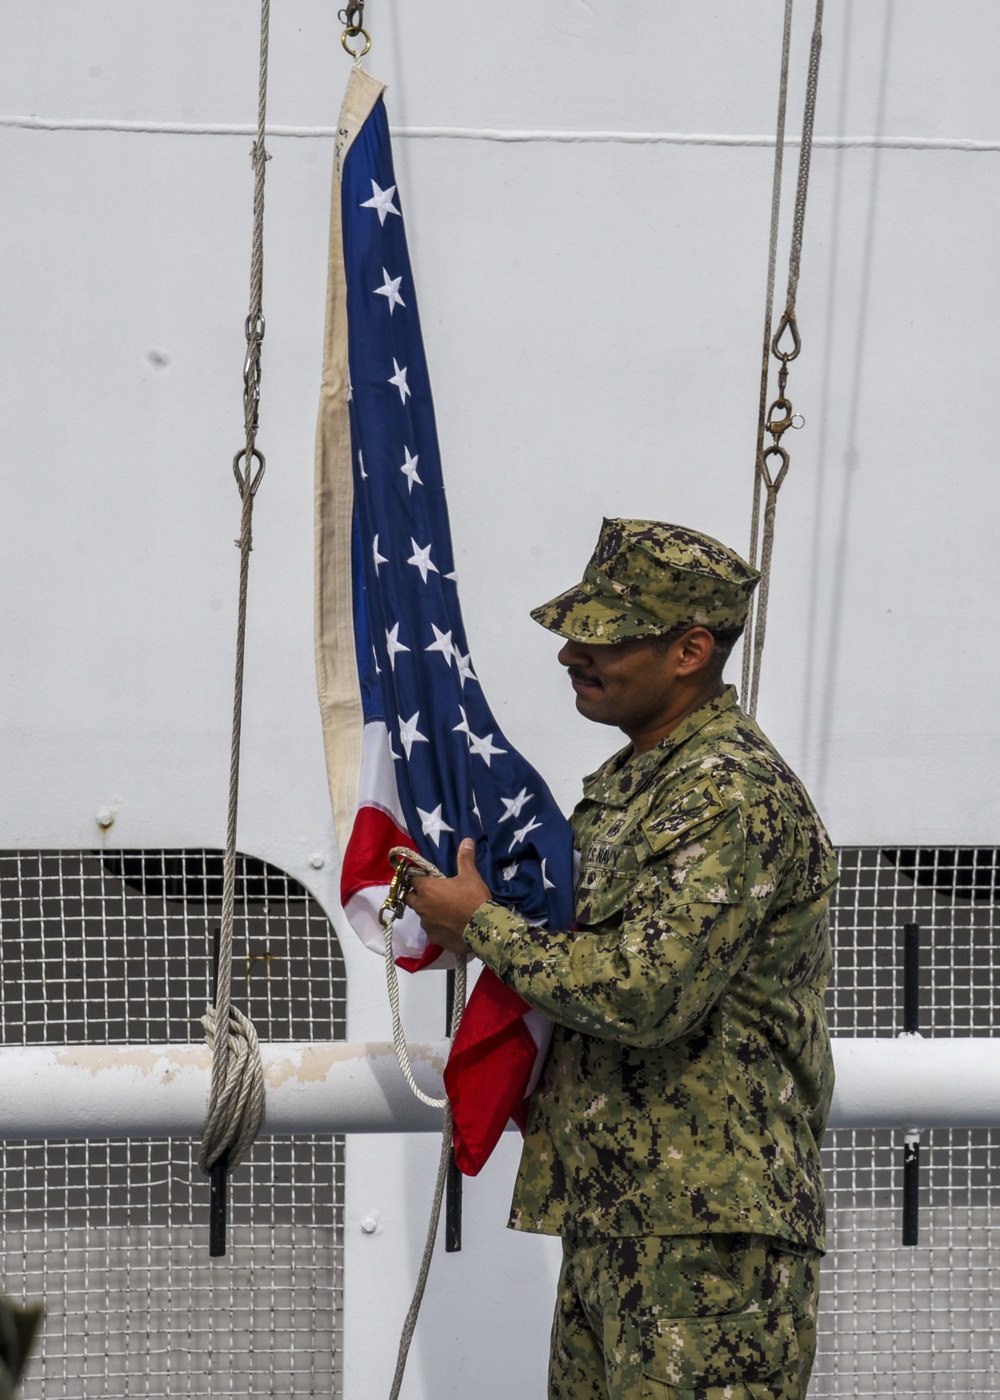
827, 1035, 1000, 1131
0, 1040, 449, 1139
0, 1037, 997, 1140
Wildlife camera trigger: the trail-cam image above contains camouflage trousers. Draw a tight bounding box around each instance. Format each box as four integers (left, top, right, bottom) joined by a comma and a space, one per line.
0, 1295, 42, 1400
549, 1232, 820, 1400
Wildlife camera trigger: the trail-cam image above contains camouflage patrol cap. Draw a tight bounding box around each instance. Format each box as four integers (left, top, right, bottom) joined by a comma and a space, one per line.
530, 518, 760, 643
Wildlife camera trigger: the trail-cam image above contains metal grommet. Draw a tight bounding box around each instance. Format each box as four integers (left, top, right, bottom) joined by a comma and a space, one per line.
341, 26, 371, 59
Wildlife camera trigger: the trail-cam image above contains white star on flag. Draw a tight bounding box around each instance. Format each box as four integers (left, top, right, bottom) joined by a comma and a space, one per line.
509, 815, 543, 852
385, 622, 410, 669
399, 446, 422, 491
389, 359, 411, 403
426, 624, 454, 665
471, 793, 482, 823
468, 729, 507, 767
454, 650, 477, 687
373, 535, 388, 575
417, 804, 454, 847
374, 267, 405, 314
407, 539, 439, 583
541, 857, 556, 890
347, 367, 353, 402
453, 706, 471, 737
398, 711, 428, 760
360, 179, 401, 225
372, 645, 381, 677
358, 450, 367, 480
499, 787, 534, 823
502, 862, 520, 881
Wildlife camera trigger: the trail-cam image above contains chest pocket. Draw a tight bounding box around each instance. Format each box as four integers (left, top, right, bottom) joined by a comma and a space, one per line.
574, 842, 639, 928
640, 776, 744, 905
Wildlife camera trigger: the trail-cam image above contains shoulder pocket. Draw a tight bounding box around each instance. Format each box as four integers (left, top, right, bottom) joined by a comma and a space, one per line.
641, 777, 744, 905
641, 777, 732, 854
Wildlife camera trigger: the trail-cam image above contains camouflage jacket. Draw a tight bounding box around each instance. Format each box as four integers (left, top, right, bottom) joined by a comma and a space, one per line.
463, 687, 838, 1250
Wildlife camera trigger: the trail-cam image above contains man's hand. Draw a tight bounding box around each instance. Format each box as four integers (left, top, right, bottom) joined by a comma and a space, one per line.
406, 838, 491, 955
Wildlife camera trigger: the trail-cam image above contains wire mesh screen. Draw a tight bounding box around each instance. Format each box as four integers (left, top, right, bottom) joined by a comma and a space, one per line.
815, 847, 1000, 1398
0, 849, 346, 1399
2, 847, 999, 1397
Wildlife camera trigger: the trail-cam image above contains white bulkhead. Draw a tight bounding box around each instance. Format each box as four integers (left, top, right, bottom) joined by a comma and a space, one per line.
1, 3, 999, 1396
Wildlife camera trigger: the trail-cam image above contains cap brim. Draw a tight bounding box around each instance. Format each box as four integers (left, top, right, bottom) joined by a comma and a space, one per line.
529, 582, 660, 644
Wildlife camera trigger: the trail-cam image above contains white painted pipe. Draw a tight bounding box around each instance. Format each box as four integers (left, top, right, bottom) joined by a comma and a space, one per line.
827, 1035, 1000, 1131
0, 1040, 449, 1140
0, 1036, 998, 1141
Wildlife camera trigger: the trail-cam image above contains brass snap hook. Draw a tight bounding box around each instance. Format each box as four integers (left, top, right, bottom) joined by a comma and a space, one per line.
765, 395, 794, 439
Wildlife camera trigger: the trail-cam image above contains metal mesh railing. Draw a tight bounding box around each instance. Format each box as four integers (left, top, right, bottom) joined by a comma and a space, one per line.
815, 847, 1000, 1398
0, 849, 346, 1399
1, 846, 999, 1396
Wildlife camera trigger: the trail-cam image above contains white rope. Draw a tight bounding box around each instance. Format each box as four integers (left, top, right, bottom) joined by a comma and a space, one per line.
379, 847, 468, 1399
382, 848, 468, 1109
198, 1004, 264, 1174
4, 113, 999, 153
388, 1104, 455, 1400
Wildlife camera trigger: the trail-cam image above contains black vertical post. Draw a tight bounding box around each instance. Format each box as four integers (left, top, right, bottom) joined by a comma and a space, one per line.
445, 967, 463, 1253
902, 1135, 920, 1247
903, 922, 921, 1034
901, 922, 921, 1247
209, 927, 229, 1259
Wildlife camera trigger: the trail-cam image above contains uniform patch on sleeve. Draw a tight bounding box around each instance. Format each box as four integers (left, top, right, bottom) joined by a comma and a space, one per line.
640, 776, 737, 854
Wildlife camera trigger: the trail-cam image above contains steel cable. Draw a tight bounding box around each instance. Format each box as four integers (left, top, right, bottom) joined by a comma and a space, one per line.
744, 0, 825, 717
198, 0, 271, 1184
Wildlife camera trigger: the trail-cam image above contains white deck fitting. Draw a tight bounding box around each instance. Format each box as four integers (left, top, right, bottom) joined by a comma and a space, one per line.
1, 1035, 997, 1140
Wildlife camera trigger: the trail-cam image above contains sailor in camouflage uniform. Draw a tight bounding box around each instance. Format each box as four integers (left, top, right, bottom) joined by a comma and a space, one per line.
408, 519, 838, 1400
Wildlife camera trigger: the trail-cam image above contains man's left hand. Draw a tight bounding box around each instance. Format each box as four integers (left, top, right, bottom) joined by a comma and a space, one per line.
406, 839, 491, 955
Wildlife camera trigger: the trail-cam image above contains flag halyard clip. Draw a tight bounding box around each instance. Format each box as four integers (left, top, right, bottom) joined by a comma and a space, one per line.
339, 2, 371, 60
379, 847, 445, 929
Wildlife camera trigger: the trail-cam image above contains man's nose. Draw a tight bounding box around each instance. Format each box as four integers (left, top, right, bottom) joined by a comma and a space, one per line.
557, 639, 590, 668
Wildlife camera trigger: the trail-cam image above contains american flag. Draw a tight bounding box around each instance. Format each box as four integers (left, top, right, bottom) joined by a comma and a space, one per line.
316, 69, 574, 1173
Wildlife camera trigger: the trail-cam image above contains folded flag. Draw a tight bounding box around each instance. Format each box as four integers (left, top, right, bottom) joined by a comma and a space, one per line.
314, 67, 574, 1174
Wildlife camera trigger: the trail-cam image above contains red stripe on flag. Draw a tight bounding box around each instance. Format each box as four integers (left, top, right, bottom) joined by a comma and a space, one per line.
340, 804, 411, 903
445, 970, 538, 1175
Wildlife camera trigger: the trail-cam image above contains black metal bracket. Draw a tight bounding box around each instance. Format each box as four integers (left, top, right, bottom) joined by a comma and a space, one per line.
901, 921, 922, 1247
445, 967, 463, 1253
209, 927, 229, 1259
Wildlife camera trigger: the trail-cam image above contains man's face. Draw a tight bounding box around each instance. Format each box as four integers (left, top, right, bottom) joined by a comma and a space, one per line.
556, 634, 680, 739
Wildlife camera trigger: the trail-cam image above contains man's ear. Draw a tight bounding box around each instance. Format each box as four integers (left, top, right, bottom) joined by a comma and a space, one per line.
674, 626, 716, 677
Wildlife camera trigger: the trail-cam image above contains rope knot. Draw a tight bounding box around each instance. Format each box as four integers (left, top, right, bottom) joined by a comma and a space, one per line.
198, 1003, 265, 1176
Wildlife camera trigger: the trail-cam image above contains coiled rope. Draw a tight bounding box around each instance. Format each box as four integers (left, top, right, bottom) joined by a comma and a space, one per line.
198, 0, 271, 1216
743, 0, 825, 717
